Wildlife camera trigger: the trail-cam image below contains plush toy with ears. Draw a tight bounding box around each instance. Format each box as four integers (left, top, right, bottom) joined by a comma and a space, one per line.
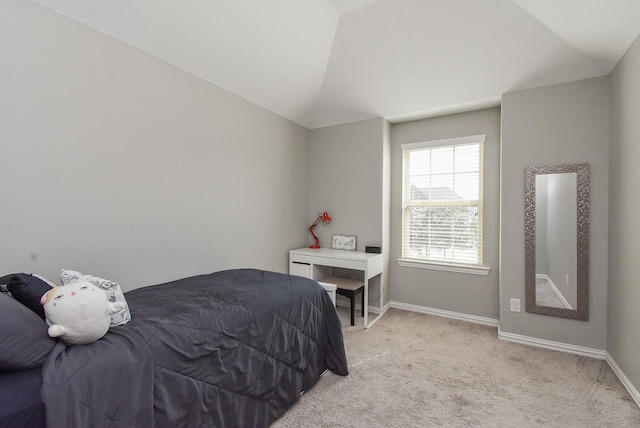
40, 281, 125, 345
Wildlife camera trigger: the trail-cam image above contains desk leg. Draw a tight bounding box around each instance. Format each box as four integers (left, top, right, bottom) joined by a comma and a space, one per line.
364, 274, 386, 329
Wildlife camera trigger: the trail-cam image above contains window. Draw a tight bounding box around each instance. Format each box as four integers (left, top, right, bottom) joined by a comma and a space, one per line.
401, 135, 484, 269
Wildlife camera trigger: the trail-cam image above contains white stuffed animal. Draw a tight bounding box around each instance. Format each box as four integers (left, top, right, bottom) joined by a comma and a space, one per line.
40, 281, 125, 345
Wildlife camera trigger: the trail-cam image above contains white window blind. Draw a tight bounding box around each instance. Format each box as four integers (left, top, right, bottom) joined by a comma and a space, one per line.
401, 135, 484, 266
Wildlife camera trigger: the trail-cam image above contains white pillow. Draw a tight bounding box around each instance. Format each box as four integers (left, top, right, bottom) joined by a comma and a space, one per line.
60, 269, 131, 326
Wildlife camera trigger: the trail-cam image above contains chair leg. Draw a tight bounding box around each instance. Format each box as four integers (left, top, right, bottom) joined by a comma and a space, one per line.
350, 293, 355, 326
361, 287, 365, 318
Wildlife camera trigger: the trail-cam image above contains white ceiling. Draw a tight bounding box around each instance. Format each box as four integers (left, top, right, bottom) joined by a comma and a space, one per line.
30, 0, 640, 129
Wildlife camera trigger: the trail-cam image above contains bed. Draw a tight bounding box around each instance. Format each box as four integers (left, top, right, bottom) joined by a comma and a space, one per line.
0, 268, 348, 427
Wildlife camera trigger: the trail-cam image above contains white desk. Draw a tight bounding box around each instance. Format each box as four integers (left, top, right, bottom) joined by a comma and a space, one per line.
289, 247, 384, 329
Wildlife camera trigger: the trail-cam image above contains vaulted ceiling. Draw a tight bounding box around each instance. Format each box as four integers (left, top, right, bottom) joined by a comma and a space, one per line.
30, 0, 640, 129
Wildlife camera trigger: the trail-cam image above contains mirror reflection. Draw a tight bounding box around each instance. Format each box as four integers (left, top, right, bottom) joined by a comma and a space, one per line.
535, 173, 577, 309
525, 164, 589, 320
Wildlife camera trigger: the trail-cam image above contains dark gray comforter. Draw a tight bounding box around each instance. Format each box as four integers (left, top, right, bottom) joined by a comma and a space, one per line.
41, 269, 348, 427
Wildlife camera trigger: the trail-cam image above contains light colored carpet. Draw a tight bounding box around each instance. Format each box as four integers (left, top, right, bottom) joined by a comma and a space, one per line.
272, 307, 640, 427
536, 277, 567, 308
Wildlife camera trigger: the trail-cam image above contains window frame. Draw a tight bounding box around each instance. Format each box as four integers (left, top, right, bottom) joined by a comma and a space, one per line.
398, 134, 489, 276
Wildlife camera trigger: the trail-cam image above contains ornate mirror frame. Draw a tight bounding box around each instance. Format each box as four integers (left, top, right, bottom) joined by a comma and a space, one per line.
524, 163, 589, 320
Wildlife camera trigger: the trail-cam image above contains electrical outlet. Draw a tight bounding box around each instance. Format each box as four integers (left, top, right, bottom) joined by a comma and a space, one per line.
510, 298, 521, 313
566, 274, 569, 285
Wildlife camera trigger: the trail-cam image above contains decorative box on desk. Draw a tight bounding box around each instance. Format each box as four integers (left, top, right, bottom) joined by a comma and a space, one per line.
289, 247, 384, 329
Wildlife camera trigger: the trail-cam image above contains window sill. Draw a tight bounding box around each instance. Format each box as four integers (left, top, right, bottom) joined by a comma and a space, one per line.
396, 259, 490, 276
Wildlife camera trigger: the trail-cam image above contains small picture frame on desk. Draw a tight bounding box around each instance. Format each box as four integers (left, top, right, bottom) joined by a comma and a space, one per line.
332, 234, 356, 251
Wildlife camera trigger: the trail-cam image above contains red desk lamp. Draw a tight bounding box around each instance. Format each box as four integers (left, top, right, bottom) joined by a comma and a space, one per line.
309, 211, 331, 248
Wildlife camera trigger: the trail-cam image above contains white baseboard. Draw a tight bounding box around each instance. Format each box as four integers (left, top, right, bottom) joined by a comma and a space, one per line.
380, 300, 391, 314
336, 299, 391, 315
389, 301, 499, 327
336, 301, 377, 313
497, 329, 606, 359
606, 352, 640, 408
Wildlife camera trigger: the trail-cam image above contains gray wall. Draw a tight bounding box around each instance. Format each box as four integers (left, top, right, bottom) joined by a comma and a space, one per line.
500, 77, 609, 350
609, 33, 640, 394
308, 118, 390, 308
389, 108, 501, 320
0, 0, 309, 291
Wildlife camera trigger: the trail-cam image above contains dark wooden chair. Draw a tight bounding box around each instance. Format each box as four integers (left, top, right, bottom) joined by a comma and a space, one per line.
333, 278, 365, 326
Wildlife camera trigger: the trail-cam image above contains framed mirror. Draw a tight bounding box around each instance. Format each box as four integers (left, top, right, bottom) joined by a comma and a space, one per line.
525, 163, 589, 320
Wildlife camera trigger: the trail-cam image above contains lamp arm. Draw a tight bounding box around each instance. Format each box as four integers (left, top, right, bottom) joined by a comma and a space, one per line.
309, 224, 320, 247
309, 214, 323, 229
